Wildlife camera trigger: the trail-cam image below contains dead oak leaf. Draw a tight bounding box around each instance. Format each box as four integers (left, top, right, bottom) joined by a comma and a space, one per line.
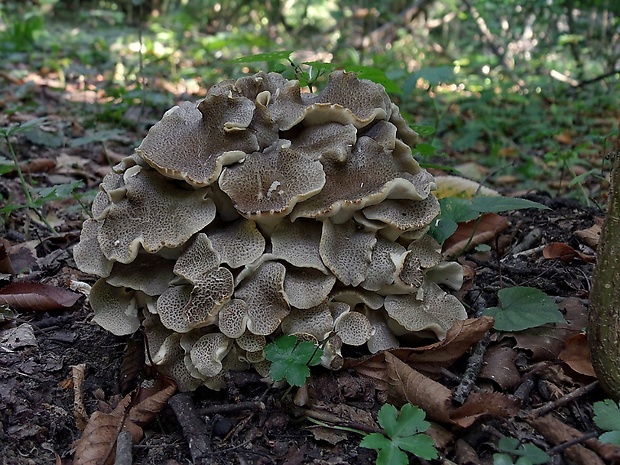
0, 282, 82, 311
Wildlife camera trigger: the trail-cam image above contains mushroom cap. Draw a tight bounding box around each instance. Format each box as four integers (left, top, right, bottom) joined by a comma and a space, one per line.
136, 97, 258, 187
330, 288, 385, 310
312, 70, 392, 128
173, 233, 220, 283
291, 123, 357, 163
219, 140, 326, 226
291, 134, 431, 223
97, 167, 216, 264
384, 281, 468, 340
271, 218, 328, 273
183, 267, 235, 328
89, 279, 139, 336
425, 261, 464, 290
218, 299, 248, 338
321, 334, 344, 370
236, 332, 266, 353
361, 236, 406, 292
73, 219, 113, 278
157, 285, 193, 333
107, 253, 175, 296
189, 332, 232, 378
334, 310, 373, 346
207, 219, 266, 268
280, 301, 334, 341
362, 196, 440, 240
283, 266, 336, 309
319, 219, 376, 287
235, 261, 290, 335
365, 309, 400, 353
143, 314, 173, 365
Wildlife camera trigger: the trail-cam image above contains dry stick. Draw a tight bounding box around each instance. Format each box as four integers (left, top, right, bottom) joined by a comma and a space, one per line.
200, 401, 265, 416
527, 381, 599, 418
452, 290, 490, 405
169, 393, 210, 464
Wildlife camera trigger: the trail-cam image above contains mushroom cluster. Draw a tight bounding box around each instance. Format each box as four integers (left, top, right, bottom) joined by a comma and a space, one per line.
74, 71, 467, 391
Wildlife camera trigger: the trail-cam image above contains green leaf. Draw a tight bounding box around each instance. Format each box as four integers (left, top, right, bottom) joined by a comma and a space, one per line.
599, 431, 620, 446
593, 399, 620, 432
471, 196, 550, 213
377, 404, 399, 437
414, 143, 437, 157
411, 124, 436, 137
519, 444, 550, 464
391, 404, 430, 437
359, 433, 392, 450
440, 197, 480, 223
394, 434, 439, 460
263, 334, 323, 387
493, 453, 516, 465
498, 436, 521, 453
69, 129, 125, 147
229, 50, 293, 63
33, 180, 84, 202
376, 445, 408, 465
483, 286, 565, 331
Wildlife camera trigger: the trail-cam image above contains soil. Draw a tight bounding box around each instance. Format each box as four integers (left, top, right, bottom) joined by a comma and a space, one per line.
2, 187, 617, 465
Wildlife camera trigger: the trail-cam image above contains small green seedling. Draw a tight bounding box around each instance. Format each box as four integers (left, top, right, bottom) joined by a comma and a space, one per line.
360, 403, 438, 465
483, 286, 565, 331
593, 399, 620, 446
263, 334, 323, 387
492, 436, 550, 465
0, 119, 84, 232
430, 195, 550, 245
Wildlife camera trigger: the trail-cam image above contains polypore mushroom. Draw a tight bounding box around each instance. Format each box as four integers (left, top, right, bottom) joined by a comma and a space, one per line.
75, 69, 469, 391
89, 279, 139, 336
319, 219, 376, 287
219, 139, 326, 229
280, 302, 334, 341
189, 332, 232, 378
97, 166, 216, 264
235, 261, 290, 335
384, 281, 468, 340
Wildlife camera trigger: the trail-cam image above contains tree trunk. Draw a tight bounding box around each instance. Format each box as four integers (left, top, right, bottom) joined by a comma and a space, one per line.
589, 144, 620, 401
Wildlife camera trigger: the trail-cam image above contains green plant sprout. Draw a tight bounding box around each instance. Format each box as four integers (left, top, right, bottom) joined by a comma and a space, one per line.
429, 195, 550, 245
483, 286, 565, 331
0, 119, 84, 234
360, 403, 438, 465
492, 436, 550, 465
263, 334, 323, 387
593, 399, 620, 446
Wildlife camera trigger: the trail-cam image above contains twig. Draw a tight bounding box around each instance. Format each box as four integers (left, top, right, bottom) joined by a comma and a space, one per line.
527, 381, 599, 418
291, 407, 382, 434
546, 431, 600, 456
200, 401, 265, 416
452, 331, 491, 405
169, 393, 210, 463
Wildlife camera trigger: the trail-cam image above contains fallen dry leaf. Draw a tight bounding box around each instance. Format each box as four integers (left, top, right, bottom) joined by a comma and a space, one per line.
355, 352, 519, 427
543, 242, 594, 263
480, 345, 521, 390
0, 282, 82, 311
559, 333, 596, 377
0, 241, 15, 274
574, 222, 602, 249
73, 379, 175, 465
443, 213, 510, 259
347, 317, 494, 377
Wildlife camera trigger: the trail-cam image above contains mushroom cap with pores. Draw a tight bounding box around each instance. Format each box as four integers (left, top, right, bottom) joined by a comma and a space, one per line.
75, 69, 469, 391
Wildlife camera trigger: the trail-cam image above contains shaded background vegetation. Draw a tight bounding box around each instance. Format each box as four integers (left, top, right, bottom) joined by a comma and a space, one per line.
1, 0, 619, 204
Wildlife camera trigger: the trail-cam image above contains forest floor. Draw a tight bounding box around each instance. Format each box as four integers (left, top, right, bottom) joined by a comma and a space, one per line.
2, 47, 620, 465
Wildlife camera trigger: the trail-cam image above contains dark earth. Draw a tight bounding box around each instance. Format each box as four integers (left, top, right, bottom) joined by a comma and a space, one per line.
2, 186, 618, 465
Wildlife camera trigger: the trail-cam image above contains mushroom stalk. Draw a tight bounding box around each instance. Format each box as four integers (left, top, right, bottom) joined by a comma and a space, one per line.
588, 143, 620, 401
